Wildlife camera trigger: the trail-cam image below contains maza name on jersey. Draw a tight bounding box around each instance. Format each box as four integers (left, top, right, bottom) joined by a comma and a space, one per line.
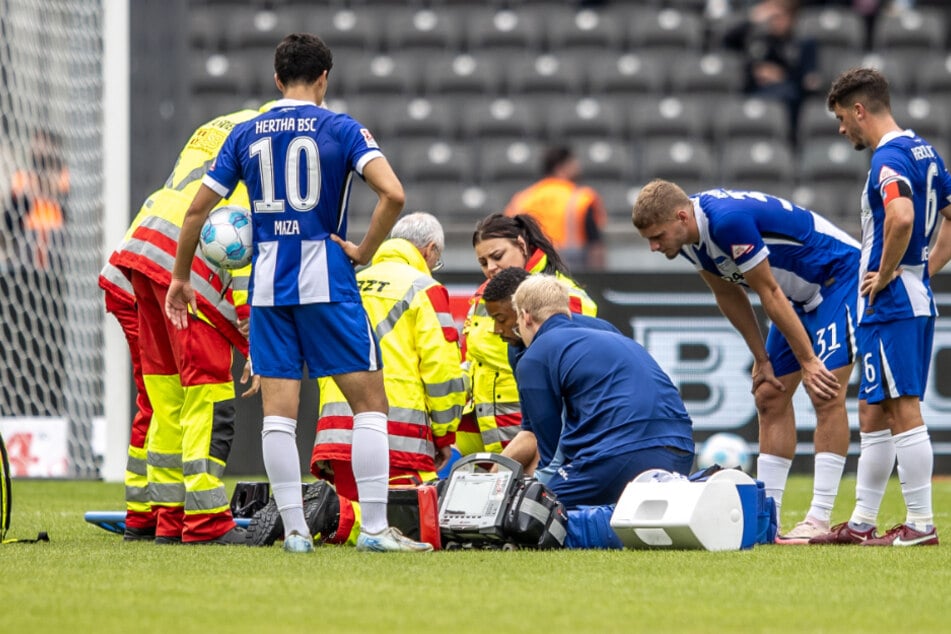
274, 219, 300, 235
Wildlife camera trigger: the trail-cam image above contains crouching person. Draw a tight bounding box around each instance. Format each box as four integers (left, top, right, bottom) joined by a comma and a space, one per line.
501, 275, 696, 546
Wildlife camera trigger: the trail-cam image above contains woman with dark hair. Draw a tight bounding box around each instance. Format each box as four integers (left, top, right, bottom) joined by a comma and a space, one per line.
457, 212, 597, 456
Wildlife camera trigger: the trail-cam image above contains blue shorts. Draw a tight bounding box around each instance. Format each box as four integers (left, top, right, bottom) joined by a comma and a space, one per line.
546, 446, 695, 510
767, 277, 857, 377
249, 302, 382, 380
857, 316, 934, 404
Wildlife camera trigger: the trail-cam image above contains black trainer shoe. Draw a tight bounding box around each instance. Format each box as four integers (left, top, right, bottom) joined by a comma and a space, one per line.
190, 525, 248, 546
123, 525, 156, 542
303, 480, 340, 541
247, 497, 283, 547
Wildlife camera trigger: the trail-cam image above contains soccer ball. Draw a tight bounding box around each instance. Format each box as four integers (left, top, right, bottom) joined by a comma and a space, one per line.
696, 432, 753, 473
198, 205, 252, 270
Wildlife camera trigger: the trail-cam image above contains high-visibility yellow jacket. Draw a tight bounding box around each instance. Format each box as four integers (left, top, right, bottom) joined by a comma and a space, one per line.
457, 248, 597, 454
314, 238, 466, 471
104, 109, 258, 355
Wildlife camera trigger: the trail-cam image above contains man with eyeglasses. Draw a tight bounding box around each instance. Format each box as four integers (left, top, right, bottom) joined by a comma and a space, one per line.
310, 211, 465, 501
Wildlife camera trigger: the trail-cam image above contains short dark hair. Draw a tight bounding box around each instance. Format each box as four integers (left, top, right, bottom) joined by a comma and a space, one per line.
274, 33, 333, 86
483, 267, 530, 303
542, 145, 573, 176
827, 67, 891, 114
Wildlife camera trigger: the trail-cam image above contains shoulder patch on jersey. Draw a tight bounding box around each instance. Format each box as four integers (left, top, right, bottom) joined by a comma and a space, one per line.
878, 165, 900, 184
360, 128, 379, 149
731, 244, 754, 259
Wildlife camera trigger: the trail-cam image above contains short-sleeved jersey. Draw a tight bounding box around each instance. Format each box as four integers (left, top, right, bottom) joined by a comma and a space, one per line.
858, 130, 951, 324
681, 189, 860, 312
203, 98, 384, 307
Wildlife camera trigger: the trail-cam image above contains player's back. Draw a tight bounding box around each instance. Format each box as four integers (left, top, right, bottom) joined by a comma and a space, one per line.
206, 99, 385, 306
690, 189, 859, 300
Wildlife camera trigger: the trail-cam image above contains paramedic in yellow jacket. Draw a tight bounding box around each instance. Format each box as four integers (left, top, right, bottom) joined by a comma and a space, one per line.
459, 213, 597, 455
311, 212, 465, 500
105, 108, 261, 544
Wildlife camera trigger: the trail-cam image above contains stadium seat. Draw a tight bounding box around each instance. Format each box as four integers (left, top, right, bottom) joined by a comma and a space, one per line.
373, 96, 458, 142
628, 96, 708, 144
225, 6, 300, 50
429, 182, 506, 230
712, 96, 790, 144
588, 182, 641, 223
576, 140, 638, 182
640, 139, 717, 190
294, 6, 382, 59
341, 52, 421, 98
586, 52, 667, 98
820, 51, 913, 96
465, 8, 546, 57
890, 96, 950, 144
796, 138, 869, 186
871, 8, 946, 56
545, 97, 626, 142
189, 51, 256, 97
422, 53, 504, 100
394, 140, 477, 184
719, 139, 795, 186
668, 51, 746, 109
915, 54, 951, 101
327, 95, 383, 135
504, 53, 586, 102
477, 139, 543, 187
797, 97, 838, 145
384, 7, 465, 58
460, 97, 541, 141
544, 6, 625, 53
797, 6, 866, 58
791, 183, 861, 235
627, 7, 705, 56
189, 4, 226, 52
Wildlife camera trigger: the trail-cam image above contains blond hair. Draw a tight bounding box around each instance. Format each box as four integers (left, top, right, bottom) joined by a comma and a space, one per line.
631, 179, 692, 230
512, 274, 571, 323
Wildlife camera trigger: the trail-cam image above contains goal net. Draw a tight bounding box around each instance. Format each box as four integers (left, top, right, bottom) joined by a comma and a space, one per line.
0, 0, 104, 478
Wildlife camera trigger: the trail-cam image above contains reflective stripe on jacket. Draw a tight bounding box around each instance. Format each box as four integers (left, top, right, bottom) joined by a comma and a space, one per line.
459, 248, 597, 454
106, 109, 259, 355
313, 238, 466, 471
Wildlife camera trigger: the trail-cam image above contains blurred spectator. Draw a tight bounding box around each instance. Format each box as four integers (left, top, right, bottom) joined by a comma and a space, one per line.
722, 0, 822, 141
504, 146, 607, 272
2, 129, 68, 270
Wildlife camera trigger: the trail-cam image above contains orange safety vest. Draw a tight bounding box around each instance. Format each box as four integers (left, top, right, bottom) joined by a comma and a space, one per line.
9, 168, 69, 269
504, 177, 603, 251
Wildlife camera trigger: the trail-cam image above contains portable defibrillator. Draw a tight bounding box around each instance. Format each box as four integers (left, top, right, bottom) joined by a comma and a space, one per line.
437, 452, 523, 543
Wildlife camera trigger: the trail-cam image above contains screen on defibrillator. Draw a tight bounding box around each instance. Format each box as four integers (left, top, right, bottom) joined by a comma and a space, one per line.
442, 472, 511, 518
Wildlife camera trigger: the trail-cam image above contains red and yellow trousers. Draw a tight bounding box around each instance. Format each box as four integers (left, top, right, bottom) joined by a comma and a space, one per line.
131, 271, 237, 542
104, 287, 155, 530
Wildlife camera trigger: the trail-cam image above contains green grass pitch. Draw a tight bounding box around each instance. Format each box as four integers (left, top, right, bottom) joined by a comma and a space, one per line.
3, 475, 949, 634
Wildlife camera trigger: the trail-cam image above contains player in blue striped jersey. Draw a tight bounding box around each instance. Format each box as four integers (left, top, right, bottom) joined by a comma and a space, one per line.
166, 33, 432, 553
811, 67, 951, 546
633, 180, 859, 543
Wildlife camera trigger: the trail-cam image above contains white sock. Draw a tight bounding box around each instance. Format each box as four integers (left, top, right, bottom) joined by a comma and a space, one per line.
894, 426, 934, 529
262, 416, 309, 538
757, 454, 792, 524
351, 411, 389, 535
808, 452, 846, 524
851, 429, 896, 527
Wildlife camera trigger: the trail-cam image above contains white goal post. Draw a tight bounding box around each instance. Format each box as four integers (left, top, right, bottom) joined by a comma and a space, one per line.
0, 0, 129, 480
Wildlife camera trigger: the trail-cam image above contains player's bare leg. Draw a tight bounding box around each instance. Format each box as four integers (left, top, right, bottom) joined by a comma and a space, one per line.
754, 372, 798, 533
